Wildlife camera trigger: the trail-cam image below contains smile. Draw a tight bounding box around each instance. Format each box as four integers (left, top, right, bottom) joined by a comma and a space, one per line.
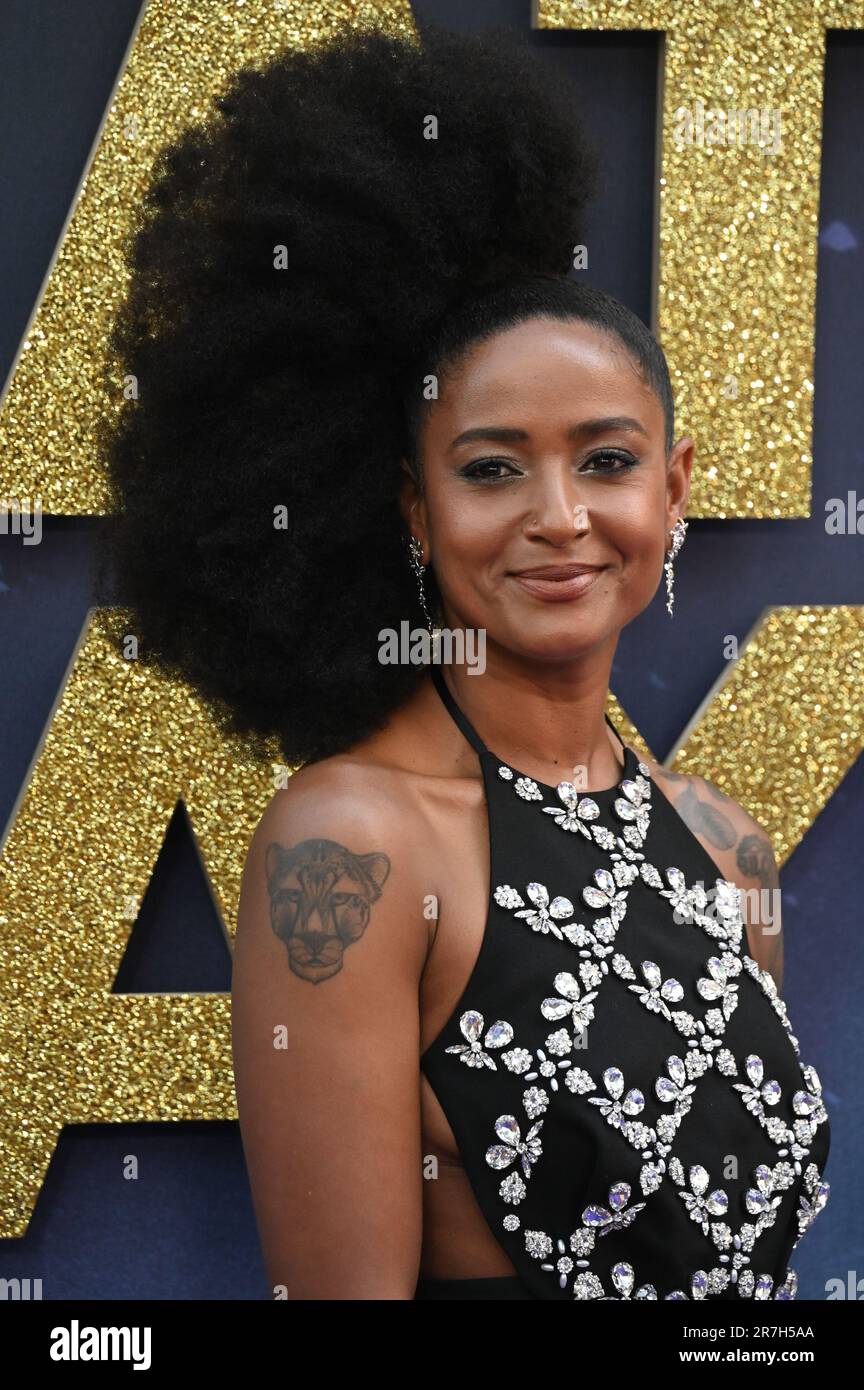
509, 567, 607, 602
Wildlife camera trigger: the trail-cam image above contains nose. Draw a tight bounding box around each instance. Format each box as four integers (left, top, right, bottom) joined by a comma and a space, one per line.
522, 467, 591, 544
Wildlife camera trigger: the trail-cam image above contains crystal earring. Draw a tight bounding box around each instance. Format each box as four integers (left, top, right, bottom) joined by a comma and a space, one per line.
407, 534, 435, 634
664, 517, 688, 617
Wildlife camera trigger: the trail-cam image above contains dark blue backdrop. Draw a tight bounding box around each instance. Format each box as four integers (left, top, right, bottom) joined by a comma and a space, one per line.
0, 0, 860, 1299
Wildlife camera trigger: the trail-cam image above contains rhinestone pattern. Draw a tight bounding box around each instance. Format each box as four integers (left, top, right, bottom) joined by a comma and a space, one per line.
421, 709, 831, 1302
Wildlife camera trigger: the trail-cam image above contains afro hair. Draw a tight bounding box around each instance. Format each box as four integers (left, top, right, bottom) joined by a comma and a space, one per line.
96, 21, 601, 766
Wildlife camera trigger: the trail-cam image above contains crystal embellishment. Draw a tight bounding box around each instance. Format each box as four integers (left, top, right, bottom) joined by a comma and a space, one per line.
429, 721, 830, 1300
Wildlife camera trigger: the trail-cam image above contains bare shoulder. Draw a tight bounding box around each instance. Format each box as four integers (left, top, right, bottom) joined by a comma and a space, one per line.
238, 751, 434, 980
257, 749, 418, 826
638, 753, 783, 990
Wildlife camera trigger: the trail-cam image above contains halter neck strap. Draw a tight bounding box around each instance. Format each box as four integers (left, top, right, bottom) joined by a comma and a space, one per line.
430, 665, 629, 761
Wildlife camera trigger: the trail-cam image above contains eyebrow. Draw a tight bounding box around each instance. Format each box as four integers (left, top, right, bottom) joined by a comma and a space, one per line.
449, 416, 650, 451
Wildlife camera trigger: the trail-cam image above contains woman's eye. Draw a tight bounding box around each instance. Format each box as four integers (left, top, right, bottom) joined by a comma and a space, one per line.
460, 458, 521, 481
462, 451, 639, 481
582, 450, 639, 474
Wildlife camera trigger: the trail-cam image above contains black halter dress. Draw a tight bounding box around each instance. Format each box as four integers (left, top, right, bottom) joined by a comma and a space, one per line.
414, 666, 831, 1301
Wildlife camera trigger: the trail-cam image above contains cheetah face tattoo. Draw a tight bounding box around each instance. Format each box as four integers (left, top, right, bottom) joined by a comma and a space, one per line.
265, 837, 391, 983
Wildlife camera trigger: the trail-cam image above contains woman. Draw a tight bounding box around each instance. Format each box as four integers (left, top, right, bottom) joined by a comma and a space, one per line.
99, 23, 830, 1300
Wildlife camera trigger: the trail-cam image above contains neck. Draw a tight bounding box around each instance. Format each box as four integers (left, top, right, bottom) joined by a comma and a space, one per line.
436, 646, 624, 793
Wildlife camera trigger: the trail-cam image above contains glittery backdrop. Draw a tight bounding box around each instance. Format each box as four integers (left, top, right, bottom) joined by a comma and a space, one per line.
1, 600, 860, 1232
0, 0, 417, 515
3, 0, 863, 515
0, 608, 276, 1233
538, 1, 864, 518
0, 0, 861, 1237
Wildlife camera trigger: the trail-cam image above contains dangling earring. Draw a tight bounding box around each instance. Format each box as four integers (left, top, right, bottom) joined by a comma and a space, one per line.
407, 535, 435, 634
664, 517, 688, 617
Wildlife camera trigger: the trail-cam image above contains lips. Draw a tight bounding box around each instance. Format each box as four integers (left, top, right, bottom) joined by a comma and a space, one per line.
508, 564, 607, 602
511, 564, 605, 580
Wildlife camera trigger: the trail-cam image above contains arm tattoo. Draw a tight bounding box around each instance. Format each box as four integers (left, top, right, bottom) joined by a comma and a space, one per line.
669, 780, 738, 851
702, 779, 735, 804
265, 837, 390, 984
736, 831, 783, 987
655, 766, 688, 783
736, 832, 777, 891
662, 771, 782, 986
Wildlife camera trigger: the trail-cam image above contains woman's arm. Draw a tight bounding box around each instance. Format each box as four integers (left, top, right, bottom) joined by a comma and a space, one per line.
231, 766, 431, 1299
646, 761, 784, 991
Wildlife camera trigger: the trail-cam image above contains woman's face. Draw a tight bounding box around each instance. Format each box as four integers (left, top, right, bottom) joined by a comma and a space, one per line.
400, 316, 693, 665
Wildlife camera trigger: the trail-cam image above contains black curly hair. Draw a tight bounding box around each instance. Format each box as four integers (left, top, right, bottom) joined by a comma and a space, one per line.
96, 20, 674, 768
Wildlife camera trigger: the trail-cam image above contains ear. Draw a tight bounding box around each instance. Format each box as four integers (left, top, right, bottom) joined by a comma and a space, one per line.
398, 456, 428, 550
357, 850, 391, 897
264, 841, 284, 888
666, 435, 694, 530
